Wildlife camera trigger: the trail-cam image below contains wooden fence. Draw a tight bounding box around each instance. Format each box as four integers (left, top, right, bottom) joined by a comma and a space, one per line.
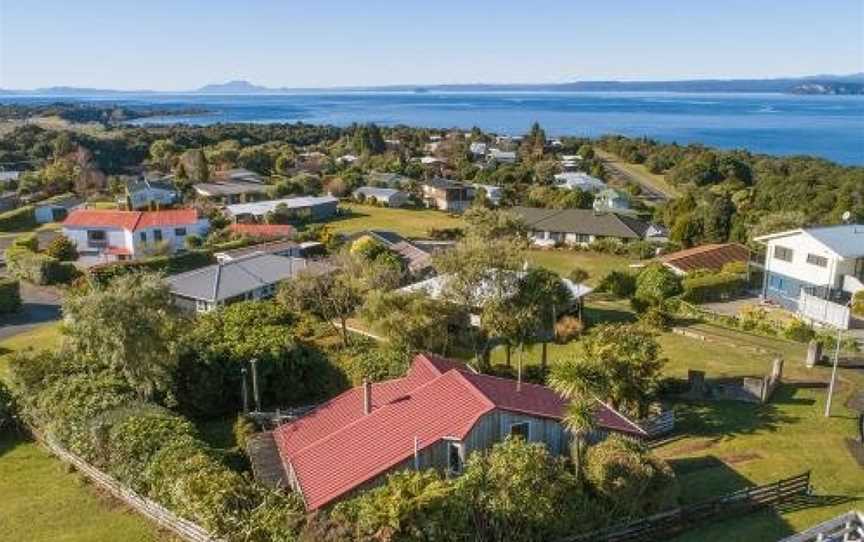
39, 433, 221, 542
639, 410, 675, 439
560, 471, 811, 542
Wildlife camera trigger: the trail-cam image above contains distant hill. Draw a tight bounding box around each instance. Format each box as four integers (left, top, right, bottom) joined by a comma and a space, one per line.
2, 74, 863, 95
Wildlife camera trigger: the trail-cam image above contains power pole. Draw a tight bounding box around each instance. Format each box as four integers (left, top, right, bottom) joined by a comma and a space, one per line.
824, 328, 843, 418
250, 358, 261, 413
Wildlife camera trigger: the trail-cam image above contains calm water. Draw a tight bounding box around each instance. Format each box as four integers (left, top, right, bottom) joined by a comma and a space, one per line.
3, 92, 864, 165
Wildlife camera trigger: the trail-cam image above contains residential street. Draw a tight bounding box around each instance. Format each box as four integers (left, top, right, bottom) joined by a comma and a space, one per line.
0, 280, 62, 341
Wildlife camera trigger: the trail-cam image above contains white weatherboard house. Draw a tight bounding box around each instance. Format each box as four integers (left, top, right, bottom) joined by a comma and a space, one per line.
756, 225, 864, 330
62, 209, 209, 261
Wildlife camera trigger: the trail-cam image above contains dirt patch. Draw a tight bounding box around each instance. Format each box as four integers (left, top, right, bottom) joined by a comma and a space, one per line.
720, 452, 762, 465
664, 437, 721, 456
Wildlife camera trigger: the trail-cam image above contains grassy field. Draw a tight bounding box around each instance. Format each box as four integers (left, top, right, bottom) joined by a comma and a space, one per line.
487, 296, 864, 540
321, 203, 464, 238
0, 323, 166, 541
526, 249, 635, 285
0, 434, 164, 542
596, 148, 681, 199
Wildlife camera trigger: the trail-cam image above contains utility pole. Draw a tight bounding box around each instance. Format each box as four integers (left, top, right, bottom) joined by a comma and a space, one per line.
824, 328, 843, 418
241, 367, 249, 414
250, 358, 261, 413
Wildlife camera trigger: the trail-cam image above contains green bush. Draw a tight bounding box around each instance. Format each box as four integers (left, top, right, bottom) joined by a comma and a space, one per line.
89, 250, 215, 285
0, 278, 21, 314
681, 271, 745, 303
13, 233, 39, 251
635, 264, 683, 307
783, 320, 816, 343
596, 270, 636, 298
0, 381, 17, 435
0, 205, 36, 232
45, 234, 79, 261
638, 306, 670, 331
4, 245, 79, 285
232, 414, 258, 451
853, 291, 864, 319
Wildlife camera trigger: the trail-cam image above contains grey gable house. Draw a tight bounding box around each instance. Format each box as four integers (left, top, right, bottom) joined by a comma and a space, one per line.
511, 206, 668, 246
167, 253, 329, 313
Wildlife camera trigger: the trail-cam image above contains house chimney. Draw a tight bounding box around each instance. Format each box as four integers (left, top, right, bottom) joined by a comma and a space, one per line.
363, 379, 372, 415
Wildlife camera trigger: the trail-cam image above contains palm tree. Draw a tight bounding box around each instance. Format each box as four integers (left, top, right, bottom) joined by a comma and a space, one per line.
562, 397, 597, 482
550, 358, 603, 481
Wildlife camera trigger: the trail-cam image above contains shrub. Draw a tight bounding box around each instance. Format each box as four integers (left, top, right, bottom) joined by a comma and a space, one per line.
4, 245, 79, 285
0, 381, 17, 435
853, 291, 864, 319
0, 278, 21, 314
634, 264, 682, 307
783, 320, 816, 343
721, 260, 747, 275
568, 267, 589, 284
596, 271, 636, 298
13, 233, 39, 251
0, 205, 36, 231
44, 234, 78, 261
427, 227, 464, 240
638, 306, 669, 331
625, 241, 658, 260
590, 237, 624, 255
88, 250, 215, 285
232, 414, 258, 451
584, 435, 679, 520
681, 271, 745, 303
555, 315, 584, 343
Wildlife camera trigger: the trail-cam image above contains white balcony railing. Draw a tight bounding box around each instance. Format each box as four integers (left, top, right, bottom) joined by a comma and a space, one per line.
798, 290, 851, 330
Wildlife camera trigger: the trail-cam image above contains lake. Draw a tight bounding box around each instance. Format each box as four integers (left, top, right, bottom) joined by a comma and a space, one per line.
3, 92, 863, 165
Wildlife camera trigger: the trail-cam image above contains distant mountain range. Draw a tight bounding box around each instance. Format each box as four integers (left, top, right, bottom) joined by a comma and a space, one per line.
2, 74, 863, 96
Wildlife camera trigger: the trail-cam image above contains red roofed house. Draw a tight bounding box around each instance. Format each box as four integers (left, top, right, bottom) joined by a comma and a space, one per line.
659, 243, 751, 276
229, 223, 296, 239
271, 353, 646, 510
62, 208, 209, 261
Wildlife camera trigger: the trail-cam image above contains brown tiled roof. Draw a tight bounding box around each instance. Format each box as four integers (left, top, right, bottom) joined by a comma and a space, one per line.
659, 243, 750, 273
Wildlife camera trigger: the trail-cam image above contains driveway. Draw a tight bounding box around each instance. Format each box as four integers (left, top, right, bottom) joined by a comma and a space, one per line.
0, 281, 62, 341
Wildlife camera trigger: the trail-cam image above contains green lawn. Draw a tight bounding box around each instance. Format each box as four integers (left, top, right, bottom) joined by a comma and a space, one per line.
484, 297, 864, 540
0, 434, 164, 542
526, 250, 635, 286
320, 203, 464, 238
0, 322, 63, 381
0, 323, 165, 541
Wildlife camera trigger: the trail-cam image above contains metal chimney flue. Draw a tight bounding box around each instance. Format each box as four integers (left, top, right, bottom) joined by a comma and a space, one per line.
363, 379, 372, 415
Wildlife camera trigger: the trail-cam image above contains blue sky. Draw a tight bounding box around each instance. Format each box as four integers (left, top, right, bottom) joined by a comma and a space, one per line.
1, 0, 862, 90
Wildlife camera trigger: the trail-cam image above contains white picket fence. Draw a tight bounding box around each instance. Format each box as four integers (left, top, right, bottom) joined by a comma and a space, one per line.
39, 434, 221, 542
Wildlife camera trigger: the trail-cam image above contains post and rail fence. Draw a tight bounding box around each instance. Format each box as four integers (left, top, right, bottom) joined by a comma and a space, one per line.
559, 471, 812, 542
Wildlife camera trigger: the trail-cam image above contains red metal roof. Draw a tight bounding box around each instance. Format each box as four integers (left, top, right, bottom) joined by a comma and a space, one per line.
659, 243, 750, 274
274, 353, 645, 510
136, 209, 200, 229
63, 209, 141, 230
63, 208, 199, 231
229, 223, 296, 238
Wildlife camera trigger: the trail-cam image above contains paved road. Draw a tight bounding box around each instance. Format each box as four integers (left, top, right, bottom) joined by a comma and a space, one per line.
0, 281, 62, 341
596, 150, 671, 203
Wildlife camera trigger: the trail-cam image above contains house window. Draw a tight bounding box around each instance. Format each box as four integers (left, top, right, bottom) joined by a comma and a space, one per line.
87, 230, 106, 242
509, 422, 530, 440
174, 227, 187, 236
806, 254, 827, 268
447, 441, 463, 474
139, 231, 147, 242
153, 229, 163, 242
774, 245, 794, 262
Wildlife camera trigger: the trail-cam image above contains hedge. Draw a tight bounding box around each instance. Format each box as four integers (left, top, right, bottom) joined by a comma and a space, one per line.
681, 272, 746, 303
0, 278, 21, 314
0, 205, 36, 232
88, 250, 215, 285
4, 245, 80, 285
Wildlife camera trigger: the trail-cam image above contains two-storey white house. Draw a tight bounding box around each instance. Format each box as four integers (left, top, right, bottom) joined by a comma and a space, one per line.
62, 209, 209, 262
756, 224, 864, 329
